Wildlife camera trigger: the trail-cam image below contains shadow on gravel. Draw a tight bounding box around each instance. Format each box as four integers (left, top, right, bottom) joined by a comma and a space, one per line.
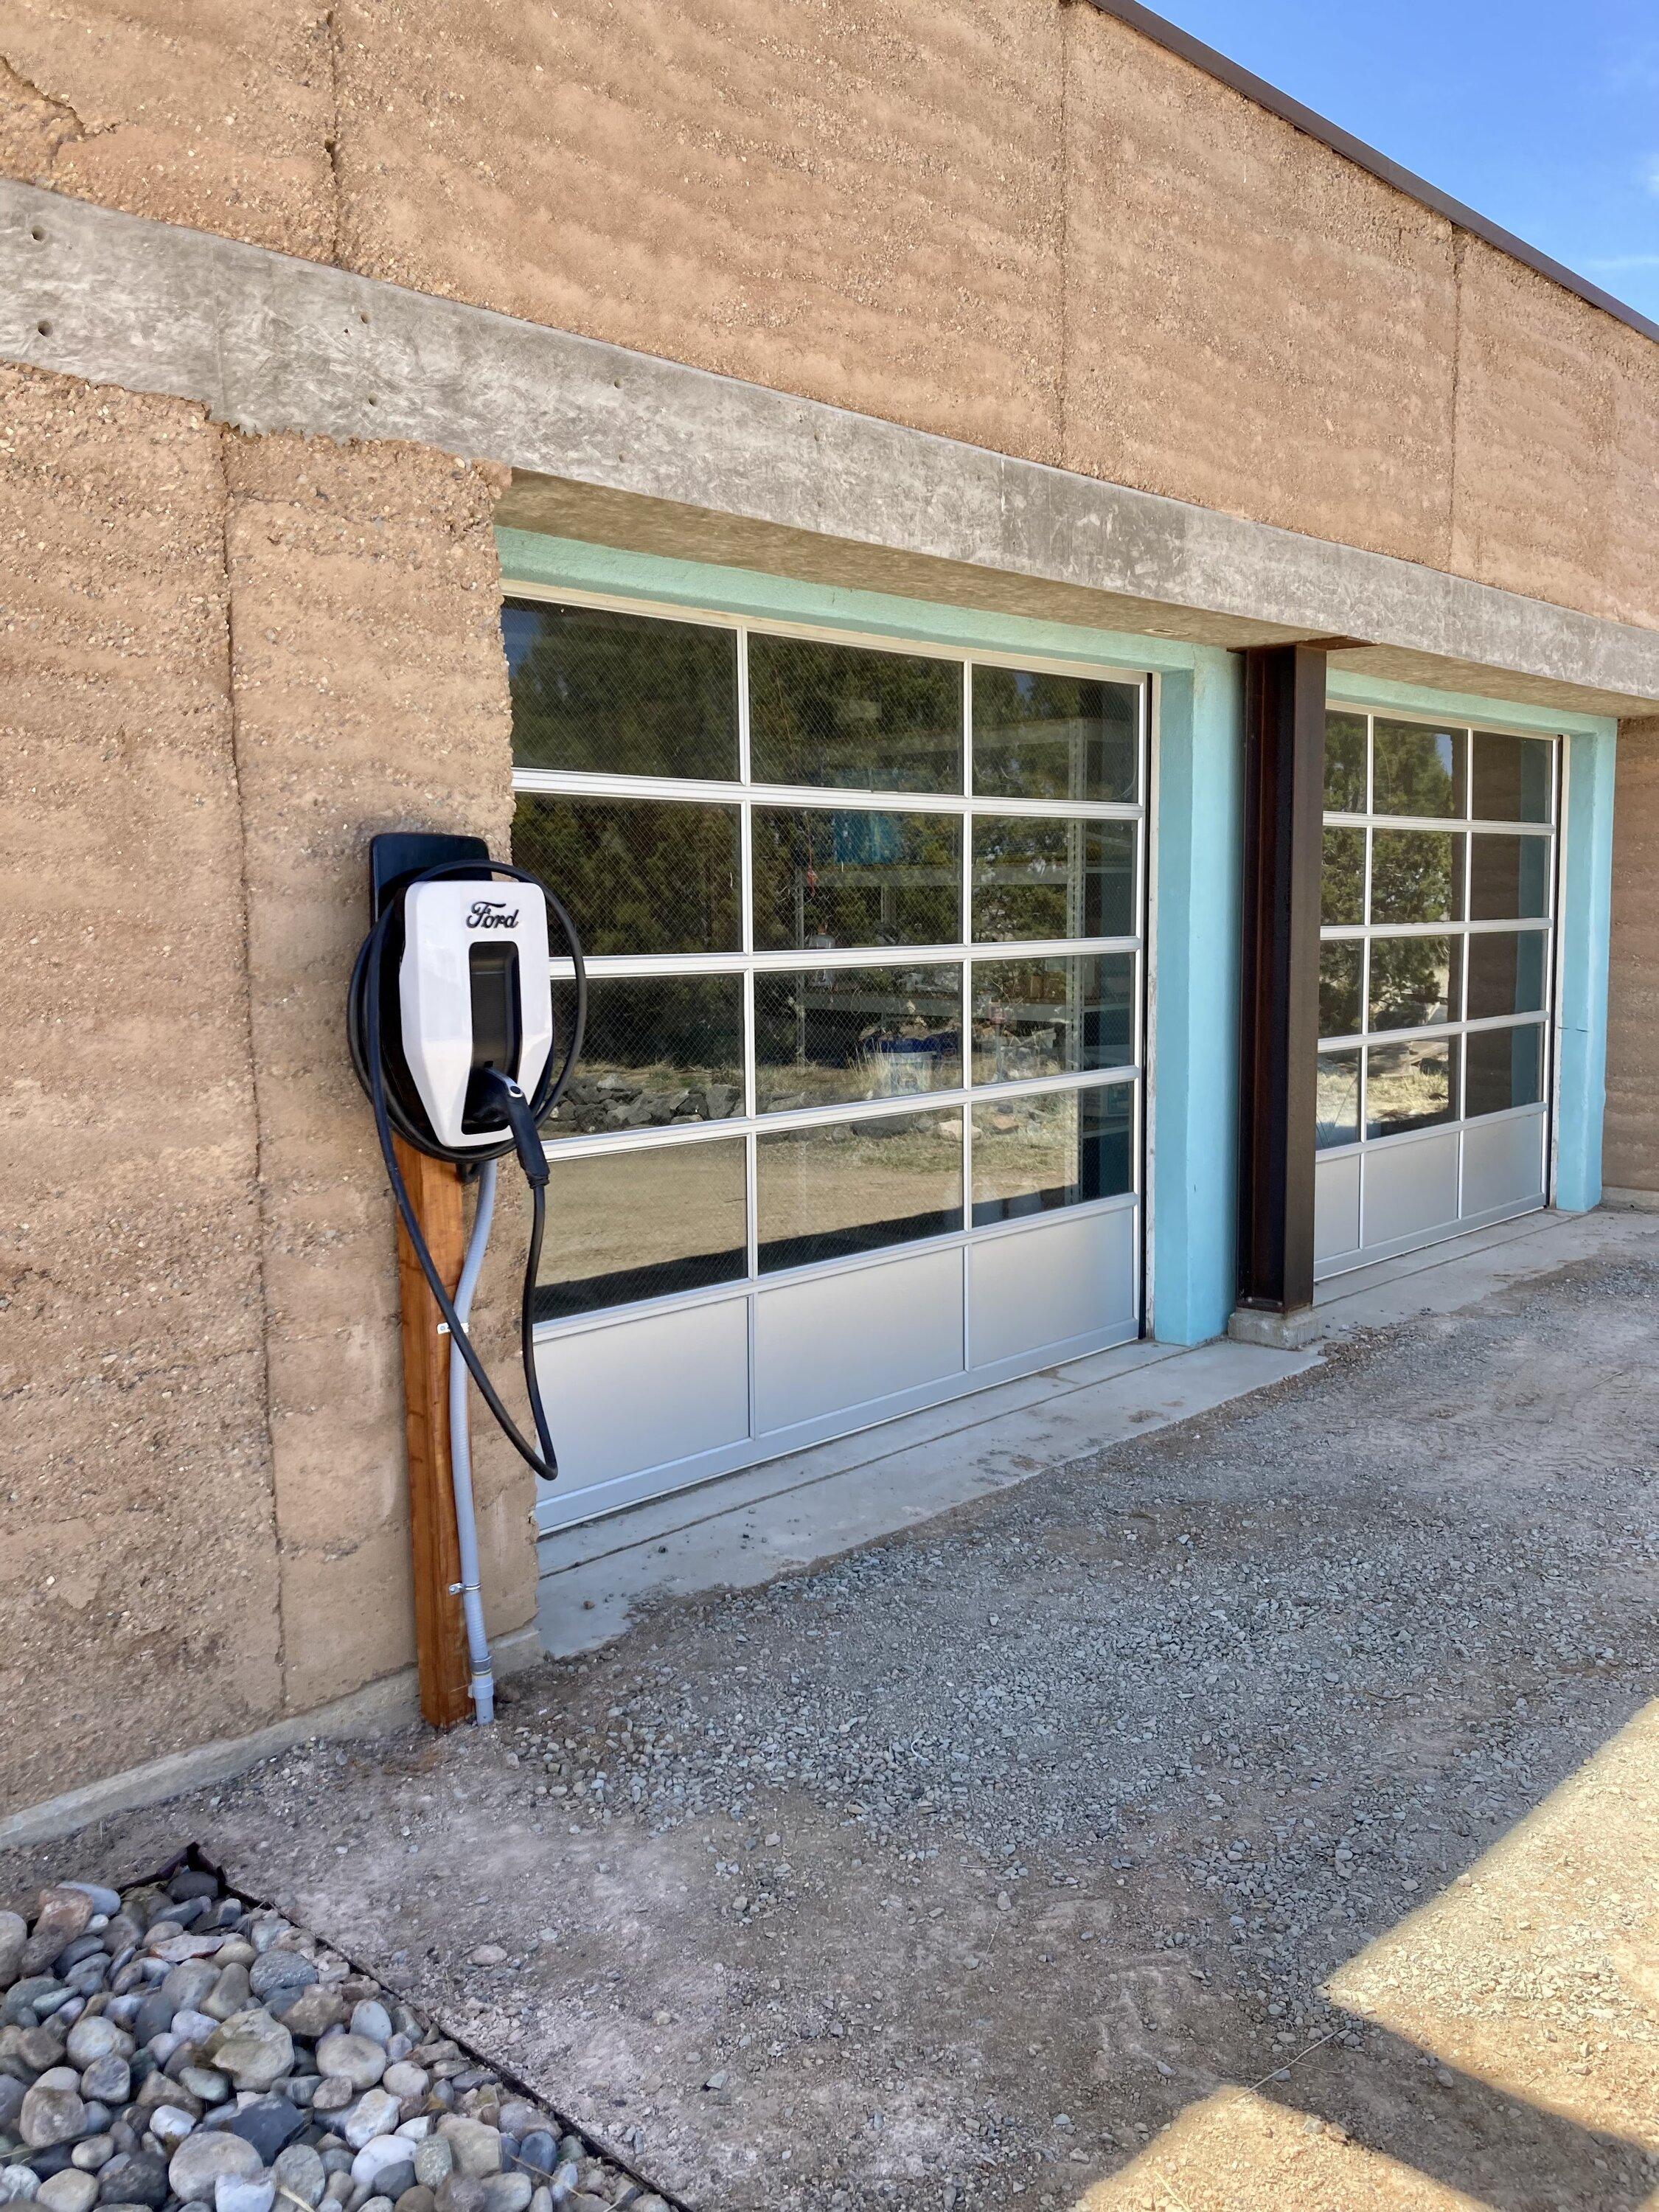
1082, 1697, 1659, 2210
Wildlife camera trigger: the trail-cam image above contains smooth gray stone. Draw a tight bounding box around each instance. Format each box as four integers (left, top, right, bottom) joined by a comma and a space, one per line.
270, 2146, 326, 2208
203, 1969, 251, 2026
347, 2006, 392, 2051
36, 2171, 97, 2212
225, 2101, 304, 2166
19, 2087, 88, 2152
437, 2124, 499, 2182
59, 1894, 119, 1924
270, 1988, 341, 2039
95, 2153, 167, 2209
21, 1896, 94, 1980
0, 1917, 29, 1993
339, 2090, 400, 2152
166, 2135, 262, 2203
75, 2063, 126, 2110
4, 1981, 63, 2029
160, 1966, 217, 2017
247, 1958, 315, 2005
209, 2015, 292, 2096
349, 2148, 413, 2200
213, 2177, 274, 2212
166, 1876, 218, 1908
64, 2024, 128, 2072
315, 2039, 384, 2093
131, 1997, 173, 2048
145, 2110, 198, 2152
52, 1945, 103, 1978
508, 2137, 554, 2182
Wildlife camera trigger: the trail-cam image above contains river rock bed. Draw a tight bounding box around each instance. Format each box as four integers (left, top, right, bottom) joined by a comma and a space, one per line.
0, 1866, 667, 2212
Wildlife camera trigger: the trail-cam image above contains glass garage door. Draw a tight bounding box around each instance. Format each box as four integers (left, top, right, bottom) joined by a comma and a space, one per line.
501, 588, 1149, 1531
1315, 707, 1559, 1279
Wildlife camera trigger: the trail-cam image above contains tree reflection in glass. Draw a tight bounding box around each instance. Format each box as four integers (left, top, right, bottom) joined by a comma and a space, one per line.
972, 666, 1138, 803
1370, 830, 1461, 925
512, 792, 741, 956
1373, 720, 1464, 818
1318, 942, 1363, 1039
1368, 936, 1458, 1032
1322, 828, 1365, 926
971, 818, 1135, 941
748, 634, 963, 794
504, 599, 740, 781
1324, 712, 1368, 813
751, 810, 961, 950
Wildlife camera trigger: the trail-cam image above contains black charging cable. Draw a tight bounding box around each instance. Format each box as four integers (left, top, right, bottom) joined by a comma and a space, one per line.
349, 860, 585, 1485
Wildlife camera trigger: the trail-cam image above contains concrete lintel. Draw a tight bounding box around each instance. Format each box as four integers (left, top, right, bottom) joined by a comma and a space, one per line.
3, 177, 1658, 714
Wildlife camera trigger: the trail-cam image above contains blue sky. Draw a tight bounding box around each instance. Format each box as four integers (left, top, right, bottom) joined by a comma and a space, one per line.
1150, 0, 1659, 321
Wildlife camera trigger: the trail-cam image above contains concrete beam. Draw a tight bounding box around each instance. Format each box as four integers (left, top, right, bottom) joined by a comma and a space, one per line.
4, 177, 1657, 713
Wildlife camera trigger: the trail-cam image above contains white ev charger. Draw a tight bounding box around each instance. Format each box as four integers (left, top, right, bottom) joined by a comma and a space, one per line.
349, 832, 586, 1722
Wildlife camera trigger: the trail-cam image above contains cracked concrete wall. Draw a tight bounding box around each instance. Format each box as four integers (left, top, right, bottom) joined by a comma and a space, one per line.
1605, 720, 1659, 1196
0, 0, 1654, 631
0, 366, 529, 1815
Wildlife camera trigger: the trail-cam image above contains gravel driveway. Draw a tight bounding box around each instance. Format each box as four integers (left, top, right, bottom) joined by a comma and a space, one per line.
7, 1241, 1659, 2211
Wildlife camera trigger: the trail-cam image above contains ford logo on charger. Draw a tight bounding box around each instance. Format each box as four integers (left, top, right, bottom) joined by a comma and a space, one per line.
465, 898, 520, 931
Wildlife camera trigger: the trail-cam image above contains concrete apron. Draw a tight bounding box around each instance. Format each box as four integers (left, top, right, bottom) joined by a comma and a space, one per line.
536, 1206, 1659, 1657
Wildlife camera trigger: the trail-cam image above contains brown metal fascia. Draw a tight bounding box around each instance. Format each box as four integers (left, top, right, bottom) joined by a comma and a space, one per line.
1080, 0, 1659, 349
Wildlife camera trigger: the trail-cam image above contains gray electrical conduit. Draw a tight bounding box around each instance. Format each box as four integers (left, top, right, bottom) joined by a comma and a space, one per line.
449, 1158, 498, 1725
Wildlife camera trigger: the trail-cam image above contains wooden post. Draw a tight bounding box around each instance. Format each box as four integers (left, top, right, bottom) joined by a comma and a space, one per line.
392, 1134, 472, 1726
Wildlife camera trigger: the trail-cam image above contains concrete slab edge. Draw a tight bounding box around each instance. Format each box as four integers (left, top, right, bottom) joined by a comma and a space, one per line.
535, 1336, 1321, 1657
0, 1624, 544, 1851
1, 178, 1657, 708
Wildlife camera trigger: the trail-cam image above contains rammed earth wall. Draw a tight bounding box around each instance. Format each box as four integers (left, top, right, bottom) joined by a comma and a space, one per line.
0, 0, 1655, 629
0, 364, 529, 1813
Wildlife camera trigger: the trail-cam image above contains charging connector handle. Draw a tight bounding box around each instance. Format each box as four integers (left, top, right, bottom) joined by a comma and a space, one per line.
473, 1068, 549, 1187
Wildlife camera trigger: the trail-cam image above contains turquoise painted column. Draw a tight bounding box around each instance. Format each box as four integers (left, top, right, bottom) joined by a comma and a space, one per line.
1555, 723, 1618, 1211
1151, 647, 1245, 1343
